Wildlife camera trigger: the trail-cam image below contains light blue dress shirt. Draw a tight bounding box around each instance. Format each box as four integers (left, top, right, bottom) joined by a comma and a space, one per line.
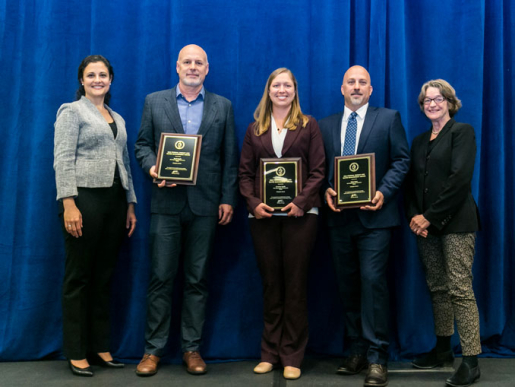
176, 85, 205, 135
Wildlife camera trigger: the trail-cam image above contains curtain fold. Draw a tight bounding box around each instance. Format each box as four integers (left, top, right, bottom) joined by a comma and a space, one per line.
1, 0, 513, 361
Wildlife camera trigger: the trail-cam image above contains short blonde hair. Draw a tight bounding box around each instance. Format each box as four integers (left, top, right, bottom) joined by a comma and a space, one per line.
418, 79, 462, 117
253, 68, 308, 136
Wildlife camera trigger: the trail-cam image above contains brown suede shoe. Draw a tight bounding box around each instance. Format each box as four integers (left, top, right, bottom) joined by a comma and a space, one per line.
136, 353, 160, 376
183, 351, 207, 375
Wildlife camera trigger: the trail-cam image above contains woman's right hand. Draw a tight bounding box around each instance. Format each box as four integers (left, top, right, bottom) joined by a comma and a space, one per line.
63, 198, 83, 238
254, 203, 274, 219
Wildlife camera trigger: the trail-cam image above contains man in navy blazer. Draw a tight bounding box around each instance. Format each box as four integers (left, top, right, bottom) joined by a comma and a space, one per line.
319, 66, 410, 387
134, 45, 238, 376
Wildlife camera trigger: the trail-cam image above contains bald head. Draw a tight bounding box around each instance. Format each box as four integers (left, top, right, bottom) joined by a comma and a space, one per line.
341, 65, 373, 111
176, 44, 209, 89
177, 44, 209, 63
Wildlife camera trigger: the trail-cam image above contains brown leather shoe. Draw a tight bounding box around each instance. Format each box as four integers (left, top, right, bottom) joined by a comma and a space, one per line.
183, 351, 207, 375
136, 353, 160, 376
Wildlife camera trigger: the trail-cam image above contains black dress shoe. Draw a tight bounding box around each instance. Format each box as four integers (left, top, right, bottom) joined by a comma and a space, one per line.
412, 348, 454, 369
89, 353, 125, 368
364, 364, 388, 387
337, 354, 368, 375
68, 360, 93, 377
446, 361, 480, 387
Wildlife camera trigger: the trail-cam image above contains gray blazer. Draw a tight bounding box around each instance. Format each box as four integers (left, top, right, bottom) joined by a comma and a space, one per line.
134, 87, 238, 216
54, 96, 137, 203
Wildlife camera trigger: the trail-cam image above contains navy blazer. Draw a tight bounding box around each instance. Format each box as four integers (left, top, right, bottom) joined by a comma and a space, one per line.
238, 117, 325, 214
319, 106, 410, 228
134, 87, 238, 216
405, 118, 480, 234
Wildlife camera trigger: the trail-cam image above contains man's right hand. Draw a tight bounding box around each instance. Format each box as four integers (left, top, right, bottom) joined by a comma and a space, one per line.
150, 165, 177, 188
325, 188, 341, 212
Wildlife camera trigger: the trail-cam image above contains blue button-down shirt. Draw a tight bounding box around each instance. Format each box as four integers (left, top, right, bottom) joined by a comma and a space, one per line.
176, 85, 205, 135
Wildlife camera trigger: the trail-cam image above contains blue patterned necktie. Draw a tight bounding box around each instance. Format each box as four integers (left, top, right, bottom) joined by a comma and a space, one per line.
342, 112, 358, 156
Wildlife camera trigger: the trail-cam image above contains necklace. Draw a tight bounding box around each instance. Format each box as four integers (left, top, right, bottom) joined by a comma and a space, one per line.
431, 128, 440, 135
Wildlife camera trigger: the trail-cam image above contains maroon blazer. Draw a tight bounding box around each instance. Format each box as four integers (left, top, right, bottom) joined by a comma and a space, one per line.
239, 116, 325, 215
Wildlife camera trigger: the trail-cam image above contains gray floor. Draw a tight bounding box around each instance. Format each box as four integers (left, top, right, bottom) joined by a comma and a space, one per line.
0, 358, 512, 387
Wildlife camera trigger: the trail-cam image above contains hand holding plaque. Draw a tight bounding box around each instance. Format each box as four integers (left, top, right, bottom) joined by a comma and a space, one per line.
334, 153, 376, 209
260, 158, 302, 209
154, 133, 202, 185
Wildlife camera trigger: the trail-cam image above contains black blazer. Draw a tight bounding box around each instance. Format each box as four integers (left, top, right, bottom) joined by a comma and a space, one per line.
405, 118, 480, 234
134, 87, 239, 216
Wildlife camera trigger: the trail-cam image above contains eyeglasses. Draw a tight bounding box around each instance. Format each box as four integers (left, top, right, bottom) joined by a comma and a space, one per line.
423, 96, 446, 105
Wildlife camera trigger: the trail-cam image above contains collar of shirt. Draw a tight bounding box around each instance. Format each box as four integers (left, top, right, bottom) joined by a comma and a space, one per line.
343, 103, 368, 122
176, 84, 205, 102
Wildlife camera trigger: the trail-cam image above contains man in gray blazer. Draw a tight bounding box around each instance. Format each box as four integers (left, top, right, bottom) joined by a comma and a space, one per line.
134, 44, 238, 376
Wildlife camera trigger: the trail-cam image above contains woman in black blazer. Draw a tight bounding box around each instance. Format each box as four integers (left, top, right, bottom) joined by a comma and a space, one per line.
405, 79, 481, 387
239, 68, 325, 380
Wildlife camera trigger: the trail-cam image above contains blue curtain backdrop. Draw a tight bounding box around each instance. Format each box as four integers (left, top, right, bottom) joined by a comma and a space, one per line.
1, 0, 514, 362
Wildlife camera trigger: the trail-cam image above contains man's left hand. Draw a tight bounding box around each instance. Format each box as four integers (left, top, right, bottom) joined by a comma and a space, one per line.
360, 190, 384, 211
218, 204, 234, 225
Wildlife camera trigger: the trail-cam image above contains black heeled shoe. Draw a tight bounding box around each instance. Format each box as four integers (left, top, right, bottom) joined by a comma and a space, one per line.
89, 353, 125, 368
68, 360, 94, 377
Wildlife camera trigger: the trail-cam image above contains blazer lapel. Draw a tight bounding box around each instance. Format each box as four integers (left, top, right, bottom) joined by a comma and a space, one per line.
357, 107, 378, 154
106, 106, 124, 141
281, 122, 302, 156
333, 112, 344, 156
197, 91, 218, 137
163, 87, 185, 134
260, 126, 276, 157
428, 118, 455, 153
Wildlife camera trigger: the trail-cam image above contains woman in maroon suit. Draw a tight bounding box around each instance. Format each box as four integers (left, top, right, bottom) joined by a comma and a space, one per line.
239, 68, 325, 380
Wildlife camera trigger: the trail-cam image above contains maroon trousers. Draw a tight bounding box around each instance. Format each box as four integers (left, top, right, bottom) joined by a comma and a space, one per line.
249, 214, 317, 368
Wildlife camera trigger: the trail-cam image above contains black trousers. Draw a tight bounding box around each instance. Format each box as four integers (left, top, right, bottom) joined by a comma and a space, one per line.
144, 204, 218, 356
249, 214, 318, 368
61, 180, 127, 360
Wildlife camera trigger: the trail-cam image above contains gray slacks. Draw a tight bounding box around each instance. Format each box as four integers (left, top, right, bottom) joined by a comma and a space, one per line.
144, 204, 218, 356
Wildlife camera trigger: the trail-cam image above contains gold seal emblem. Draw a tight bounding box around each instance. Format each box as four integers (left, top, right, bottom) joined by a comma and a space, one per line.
175, 140, 185, 150
349, 162, 359, 172
276, 166, 286, 177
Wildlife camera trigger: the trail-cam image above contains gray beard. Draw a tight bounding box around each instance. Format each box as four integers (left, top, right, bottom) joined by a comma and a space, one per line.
181, 78, 202, 87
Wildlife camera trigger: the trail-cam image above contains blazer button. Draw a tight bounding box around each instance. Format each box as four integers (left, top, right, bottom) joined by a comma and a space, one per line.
424, 188, 429, 193
424, 171, 429, 176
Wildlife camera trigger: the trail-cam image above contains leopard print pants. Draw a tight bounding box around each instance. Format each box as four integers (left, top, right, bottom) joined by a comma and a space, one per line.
417, 233, 482, 356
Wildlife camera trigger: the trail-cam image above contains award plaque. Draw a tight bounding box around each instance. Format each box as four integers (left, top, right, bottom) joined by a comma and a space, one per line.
154, 133, 202, 185
260, 158, 302, 209
334, 153, 376, 208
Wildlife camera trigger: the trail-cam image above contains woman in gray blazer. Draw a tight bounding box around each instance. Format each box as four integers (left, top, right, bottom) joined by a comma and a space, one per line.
405, 79, 481, 387
53, 55, 137, 377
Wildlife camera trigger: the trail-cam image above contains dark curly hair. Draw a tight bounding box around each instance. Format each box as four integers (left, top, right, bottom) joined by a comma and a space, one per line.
75, 55, 114, 105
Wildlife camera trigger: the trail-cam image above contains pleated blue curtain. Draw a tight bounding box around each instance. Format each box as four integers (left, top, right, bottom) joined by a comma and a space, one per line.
0, 0, 514, 361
